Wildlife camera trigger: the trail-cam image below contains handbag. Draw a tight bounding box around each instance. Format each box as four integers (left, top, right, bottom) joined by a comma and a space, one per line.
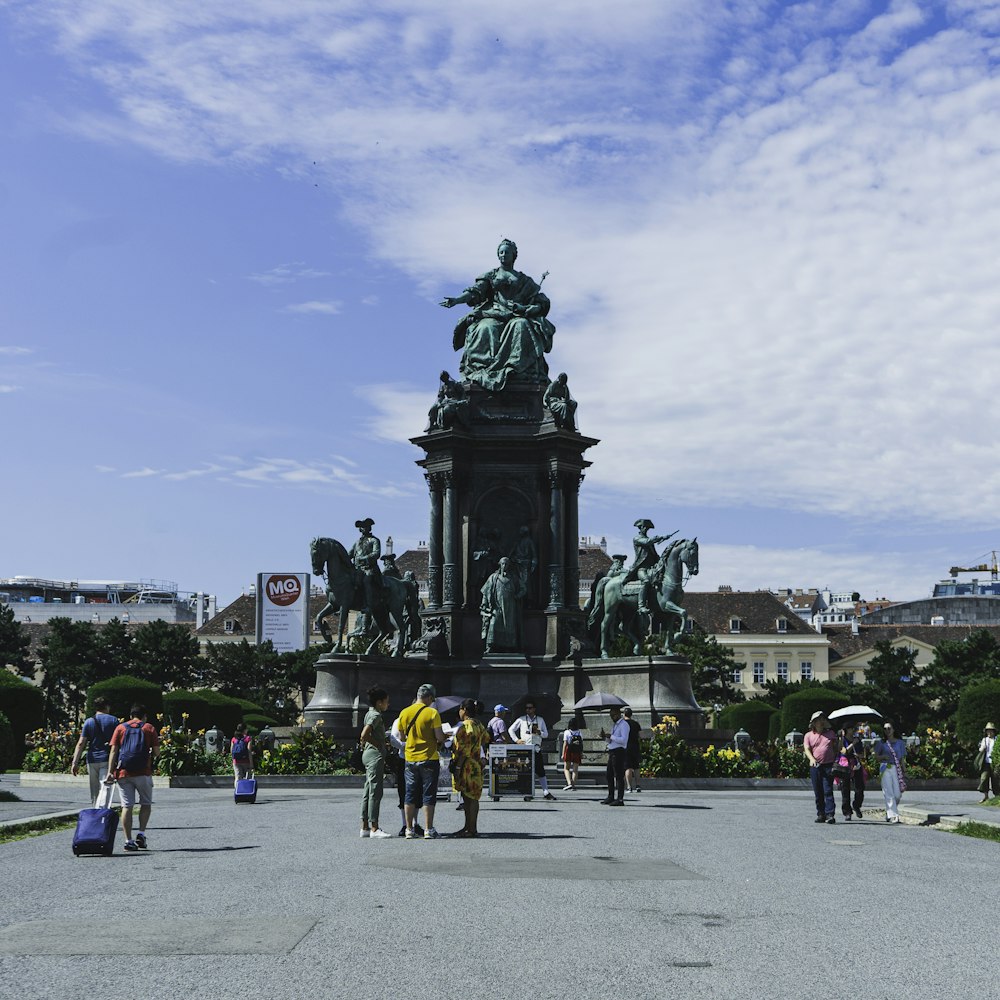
830, 754, 852, 778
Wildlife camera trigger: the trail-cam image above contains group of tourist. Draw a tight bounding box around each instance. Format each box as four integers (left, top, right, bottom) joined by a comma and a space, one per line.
804, 711, 908, 824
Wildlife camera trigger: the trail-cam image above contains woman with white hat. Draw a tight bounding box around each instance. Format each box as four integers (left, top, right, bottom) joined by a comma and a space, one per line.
977, 722, 998, 802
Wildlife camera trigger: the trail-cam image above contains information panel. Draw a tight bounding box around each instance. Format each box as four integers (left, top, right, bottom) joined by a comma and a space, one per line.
488, 744, 535, 800
255, 572, 310, 652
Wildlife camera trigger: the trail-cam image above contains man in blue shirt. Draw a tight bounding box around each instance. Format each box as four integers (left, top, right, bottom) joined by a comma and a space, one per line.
70, 698, 119, 804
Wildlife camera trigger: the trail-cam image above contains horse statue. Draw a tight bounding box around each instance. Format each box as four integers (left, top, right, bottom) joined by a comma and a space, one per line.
310, 536, 421, 657
591, 537, 699, 659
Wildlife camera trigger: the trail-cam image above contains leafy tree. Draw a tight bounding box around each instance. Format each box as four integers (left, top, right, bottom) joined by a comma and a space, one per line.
0, 605, 32, 678
859, 640, 923, 732
131, 620, 202, 689
674, 627, 745, 708
94, 617, 135, 682
37, 619, 100, 725
202, 640, 281, 709
276, 645, 325, 718
921, 630, 1000, 726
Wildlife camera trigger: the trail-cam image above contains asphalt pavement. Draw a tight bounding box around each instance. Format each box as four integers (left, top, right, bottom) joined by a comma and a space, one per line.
0, 773, 994, 999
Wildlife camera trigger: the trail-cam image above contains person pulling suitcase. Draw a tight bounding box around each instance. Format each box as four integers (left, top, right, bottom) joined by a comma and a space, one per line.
105, 704, 160, 852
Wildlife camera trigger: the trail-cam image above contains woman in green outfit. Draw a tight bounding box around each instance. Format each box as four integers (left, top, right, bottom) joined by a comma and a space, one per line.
451, 699, 490, 838
359, 686, 392, 839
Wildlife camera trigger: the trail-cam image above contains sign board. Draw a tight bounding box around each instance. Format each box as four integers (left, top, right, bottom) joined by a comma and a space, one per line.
255, 572, 310, 652
488, 744, 535, 800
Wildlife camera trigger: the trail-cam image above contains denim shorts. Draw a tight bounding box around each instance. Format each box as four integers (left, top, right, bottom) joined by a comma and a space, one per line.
404, 760, 440, 806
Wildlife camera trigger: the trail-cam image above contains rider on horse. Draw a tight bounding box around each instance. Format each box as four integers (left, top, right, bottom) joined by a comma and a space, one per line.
621, 519, 677, 617
350, 518, 384, 614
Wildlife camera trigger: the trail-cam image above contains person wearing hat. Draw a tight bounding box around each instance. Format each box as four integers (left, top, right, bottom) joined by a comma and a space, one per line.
873, 721, 907, 823
803, 711, 840, 824
350, 518, 384, 615
622, 519, 677, 616
977, 722, 998, 802
487, 705, 511, 744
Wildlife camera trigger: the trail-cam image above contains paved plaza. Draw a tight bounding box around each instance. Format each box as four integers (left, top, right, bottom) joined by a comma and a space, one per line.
0, 774, 993, 999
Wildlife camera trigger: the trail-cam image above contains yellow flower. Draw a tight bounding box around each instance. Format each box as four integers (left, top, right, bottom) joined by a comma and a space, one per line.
181, 712, 190, 719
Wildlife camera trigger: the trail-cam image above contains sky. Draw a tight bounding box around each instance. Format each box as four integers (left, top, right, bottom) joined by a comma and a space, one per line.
1, 0, 999, 606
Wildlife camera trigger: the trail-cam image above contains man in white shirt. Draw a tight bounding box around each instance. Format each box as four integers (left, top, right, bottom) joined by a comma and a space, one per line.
602, 706, 630, 805
509, 701, 556, 800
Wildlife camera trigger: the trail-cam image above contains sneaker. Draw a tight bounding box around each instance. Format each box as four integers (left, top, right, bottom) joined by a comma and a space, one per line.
123, 840, 139, 852
563, 785, 574, 791
398, 826, 407, 838
609, 800, 624, 806
826, 817, 836, 824
404, 828, 415, 840
814, 816, 826, 823
135, 832, 148, 849
854, 806, 863, 819
543, 792, 556, 801
424, 827, 440, 840
635, 787, 641, 794
360, 829, 370, 838
413, 824, 424, 837
369, 829, 392, 839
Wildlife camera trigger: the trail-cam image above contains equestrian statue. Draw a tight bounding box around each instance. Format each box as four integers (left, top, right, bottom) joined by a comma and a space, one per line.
588, 521, 699, 659
310, 520, 421, 657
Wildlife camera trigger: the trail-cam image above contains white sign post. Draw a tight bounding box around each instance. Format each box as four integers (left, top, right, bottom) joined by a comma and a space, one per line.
255, 572, 310, 652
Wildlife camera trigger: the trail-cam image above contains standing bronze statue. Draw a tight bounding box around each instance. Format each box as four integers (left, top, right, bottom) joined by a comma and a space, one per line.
480, 556, 525, 654
440, 238, 554, 392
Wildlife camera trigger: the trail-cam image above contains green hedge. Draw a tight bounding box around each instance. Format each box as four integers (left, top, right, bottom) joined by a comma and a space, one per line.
780, 688, 849, 738
193, 689, 243, 735
0, 671, 45, 763
720, 700, 778, 743
956, 680, 1000, 744
243, 713, 280, 733
231, 697, 266, 716
86, 675, 163, 720
768, 709, 785, 742
0, 711, 14, 772
163, 689, 211, 731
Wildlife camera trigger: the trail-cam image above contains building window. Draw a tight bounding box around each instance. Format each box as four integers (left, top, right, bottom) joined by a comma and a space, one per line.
845, 671, 856, 685
800, 661, 813, 681
729, 617, 742, 633
224, 619, 235, 634
776, 617, 788, 633
777, 661, 789, 682
752, 661, 765, 684
732, 667, 743, 685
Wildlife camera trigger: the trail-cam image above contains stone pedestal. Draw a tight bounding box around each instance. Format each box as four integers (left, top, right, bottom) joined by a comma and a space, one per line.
650, 654, 704, 730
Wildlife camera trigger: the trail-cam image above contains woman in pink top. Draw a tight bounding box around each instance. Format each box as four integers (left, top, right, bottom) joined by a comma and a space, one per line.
803, 711, 839, 824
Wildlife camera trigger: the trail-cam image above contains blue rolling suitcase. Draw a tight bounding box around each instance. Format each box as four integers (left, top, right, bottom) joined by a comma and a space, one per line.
72, 783, 120, 856
235, 772, 257, 804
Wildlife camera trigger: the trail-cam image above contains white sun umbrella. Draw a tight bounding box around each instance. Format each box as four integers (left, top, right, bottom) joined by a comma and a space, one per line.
828, 705, 883, 722
573, 691, 629, 710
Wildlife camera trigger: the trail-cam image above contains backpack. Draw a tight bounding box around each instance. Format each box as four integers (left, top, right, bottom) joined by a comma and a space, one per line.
232, 736, 250, 762
118, 723, 149, 773
568, 731, 583, 750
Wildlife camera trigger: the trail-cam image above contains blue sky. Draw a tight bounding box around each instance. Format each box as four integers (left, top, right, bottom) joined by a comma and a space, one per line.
2, 0, 999, 605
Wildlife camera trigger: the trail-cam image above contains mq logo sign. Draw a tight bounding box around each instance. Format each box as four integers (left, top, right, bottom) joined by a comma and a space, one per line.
265, 574, 302, 607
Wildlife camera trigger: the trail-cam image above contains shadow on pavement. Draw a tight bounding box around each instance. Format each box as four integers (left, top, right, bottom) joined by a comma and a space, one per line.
645, 804, 712, 811
151, 845, 262, 853
475, 832, 578, 839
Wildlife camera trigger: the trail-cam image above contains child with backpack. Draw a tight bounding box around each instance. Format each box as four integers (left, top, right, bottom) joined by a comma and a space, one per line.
562, 717, 584, 790
231, 723, 254, 788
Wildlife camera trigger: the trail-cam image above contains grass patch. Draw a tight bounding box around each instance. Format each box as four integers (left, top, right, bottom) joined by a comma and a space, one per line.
0, 816, 78, 845
954, 821, 1000, 842
0, 790, 21, 802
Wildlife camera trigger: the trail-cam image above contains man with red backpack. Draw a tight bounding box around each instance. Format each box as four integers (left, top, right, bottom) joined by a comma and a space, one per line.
105, 704, 160, 852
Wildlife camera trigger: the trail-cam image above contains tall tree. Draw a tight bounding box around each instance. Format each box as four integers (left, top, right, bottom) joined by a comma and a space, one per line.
674, 627, 745, 708
37, 619, 100, 725
0, 605, 33, 678
860, 640, 923, 732
94, 617, 135, 682
203, 639, 281, 708
921, 629, 1000, 725
131, 620, 202, 689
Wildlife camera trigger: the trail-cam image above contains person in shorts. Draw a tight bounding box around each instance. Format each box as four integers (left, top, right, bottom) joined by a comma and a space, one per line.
105, 704, 160, 852
397, 684, 446, 839
509, 701, 556, 800
70, 698, 119, 803
561, 715, 584, 790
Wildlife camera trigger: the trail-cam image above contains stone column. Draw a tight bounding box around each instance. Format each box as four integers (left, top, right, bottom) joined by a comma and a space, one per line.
564, 471, 582, 608
546, 470, 564, 610
425, 472, 444, 610
442, 472, 460, 609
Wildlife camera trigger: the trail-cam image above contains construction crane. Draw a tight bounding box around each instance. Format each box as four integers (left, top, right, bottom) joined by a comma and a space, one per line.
949, 551, 1000, 581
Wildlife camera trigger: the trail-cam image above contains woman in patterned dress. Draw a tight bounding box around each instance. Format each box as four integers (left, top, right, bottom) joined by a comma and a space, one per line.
451, 699, 490, 838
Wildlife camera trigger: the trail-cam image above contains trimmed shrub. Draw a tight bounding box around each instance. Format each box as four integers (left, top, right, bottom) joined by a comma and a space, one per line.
719, 700, 778, 743
780, 688, 849, 738
230, 697, 266, 716
768, 709, 785, 743
0, 711, 14, 772
86, 675, 163, 721
956, 680, 1000, 744
163, 689, 212, 732
243, 713, 280, 733
193, 689, 243, 736
0, 671, 45, 763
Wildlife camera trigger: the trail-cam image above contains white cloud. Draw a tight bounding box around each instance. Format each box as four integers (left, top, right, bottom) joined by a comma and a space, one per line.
11, 0, 1000, 534
121, 467, 165, 478
0, 385, 22, 393
283, 300, 342, 315
0, 346, 31, 356
94, 464, 116, 473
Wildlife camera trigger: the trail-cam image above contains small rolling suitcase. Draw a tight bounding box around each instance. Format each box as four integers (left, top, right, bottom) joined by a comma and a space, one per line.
234, 772, 257, 804
72, 782, 120, 857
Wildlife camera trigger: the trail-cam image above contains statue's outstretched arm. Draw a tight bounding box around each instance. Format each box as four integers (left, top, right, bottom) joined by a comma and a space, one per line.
439, 290, 475, 309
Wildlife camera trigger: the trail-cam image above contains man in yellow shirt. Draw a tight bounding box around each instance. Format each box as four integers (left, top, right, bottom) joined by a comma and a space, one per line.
397, 683, 447, 839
